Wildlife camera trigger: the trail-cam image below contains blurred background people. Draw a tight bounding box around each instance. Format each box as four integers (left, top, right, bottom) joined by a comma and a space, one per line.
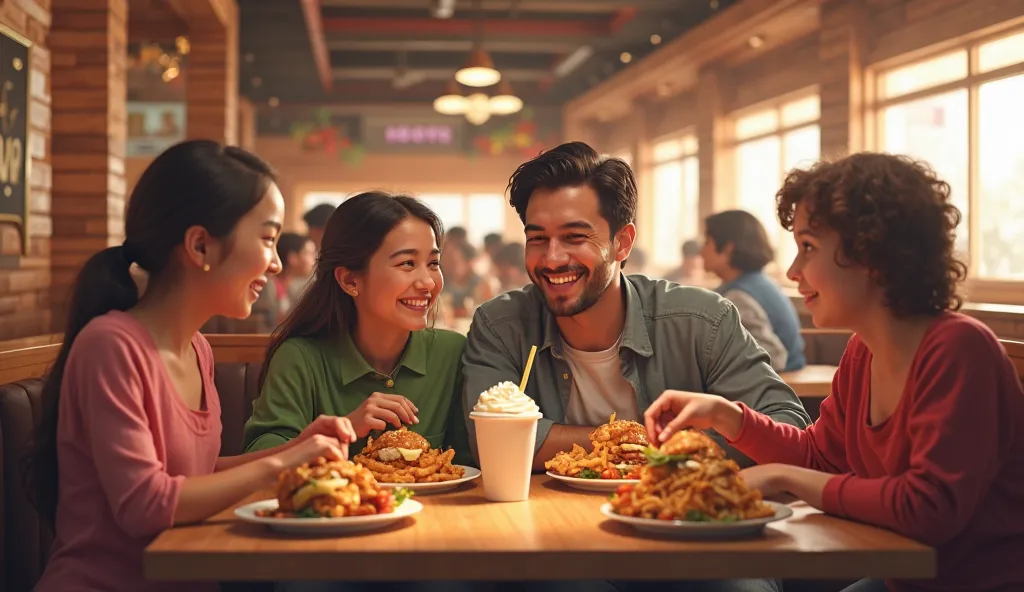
665, 239, 704, 284
302, 203, 336, 250
492, 242, 530, 293
702, 210, 805, 372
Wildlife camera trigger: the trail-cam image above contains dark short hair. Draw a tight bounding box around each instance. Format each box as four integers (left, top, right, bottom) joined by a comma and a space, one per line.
704, 210, 774, 273
493, 242, 525, 268
682, 240, 701, 258
507, 141, 637, 235
303, 203, 335, 229
776, 152, 967, 318
276, 232, 311, 272
446, 226, 468, 243
483, 233, 503, 250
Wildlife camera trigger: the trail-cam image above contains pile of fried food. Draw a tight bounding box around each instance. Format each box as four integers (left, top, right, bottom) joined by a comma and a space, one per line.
257, 457, 411, 518
353, 427, 466, 484
545, 413, 648, 480
608, 430, 776, 522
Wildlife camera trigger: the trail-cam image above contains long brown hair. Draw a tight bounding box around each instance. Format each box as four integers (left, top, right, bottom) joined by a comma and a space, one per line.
259, 191, 445, 389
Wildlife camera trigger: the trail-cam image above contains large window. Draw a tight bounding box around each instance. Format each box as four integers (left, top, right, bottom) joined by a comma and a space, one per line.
418, 193, 507, 247
650, 133, 699, 270
875, 29, 1024, 284
303, 191, 354, 212
732, 94, 821, 274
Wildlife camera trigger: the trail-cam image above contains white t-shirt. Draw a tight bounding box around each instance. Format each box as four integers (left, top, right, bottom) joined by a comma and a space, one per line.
563, 337, 641, 426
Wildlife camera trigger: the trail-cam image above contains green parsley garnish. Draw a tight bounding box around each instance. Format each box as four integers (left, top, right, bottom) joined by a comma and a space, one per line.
295, 507, 320, 519
578, 468, 600, 479
685, 510, 711, 522
392, 487, 414, 506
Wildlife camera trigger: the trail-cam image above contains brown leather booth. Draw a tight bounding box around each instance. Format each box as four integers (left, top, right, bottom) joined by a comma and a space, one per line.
0, 362, 265, 592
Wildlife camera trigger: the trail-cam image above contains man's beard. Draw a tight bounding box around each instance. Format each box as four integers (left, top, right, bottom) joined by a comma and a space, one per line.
531, 258, 616, 318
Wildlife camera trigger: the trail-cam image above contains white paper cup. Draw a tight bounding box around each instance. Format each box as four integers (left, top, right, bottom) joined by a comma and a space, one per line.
470, 410, 543, 502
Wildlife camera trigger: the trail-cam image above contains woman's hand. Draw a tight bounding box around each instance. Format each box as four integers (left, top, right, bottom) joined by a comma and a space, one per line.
347, 393, 419, 438
294, 414, 358, 446
273, 434, 349, 475
643, 390, 743, 443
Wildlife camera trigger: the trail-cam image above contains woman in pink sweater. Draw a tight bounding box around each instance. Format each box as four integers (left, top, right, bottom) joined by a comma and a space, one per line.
27, 140, 357, 592
645, 153, 1024, 592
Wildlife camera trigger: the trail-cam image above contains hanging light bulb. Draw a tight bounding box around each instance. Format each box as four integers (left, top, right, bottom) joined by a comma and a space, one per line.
455, 46, 501, 87
465, 108, 491, 125
464, 92, 492, 124
488, 80, 523, 115
433, 79, 468, 115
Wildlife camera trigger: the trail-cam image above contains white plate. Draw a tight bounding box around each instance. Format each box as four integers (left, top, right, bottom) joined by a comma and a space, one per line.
234, 499, 423, 535
600, 501, 793, 540
546, 471, 640, 493
377, 466, 481, 494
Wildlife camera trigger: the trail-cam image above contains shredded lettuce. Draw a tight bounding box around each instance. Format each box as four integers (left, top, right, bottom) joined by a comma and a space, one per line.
642, 446, 691, 467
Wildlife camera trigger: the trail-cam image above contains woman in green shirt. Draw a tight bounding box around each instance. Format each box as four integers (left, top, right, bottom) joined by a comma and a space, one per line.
243, 191, 472, 469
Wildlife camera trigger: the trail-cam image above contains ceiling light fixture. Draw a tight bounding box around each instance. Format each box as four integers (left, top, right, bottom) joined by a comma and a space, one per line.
620, 52, 632, 64
455, 46, 501, 87
488, 80, 523, 115
650, 34, 662, 45
432, 78, 523, 124
433, 79, 469, 115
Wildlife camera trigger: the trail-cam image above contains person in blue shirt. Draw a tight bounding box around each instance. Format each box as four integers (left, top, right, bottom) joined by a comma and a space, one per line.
701, 210, 806, 372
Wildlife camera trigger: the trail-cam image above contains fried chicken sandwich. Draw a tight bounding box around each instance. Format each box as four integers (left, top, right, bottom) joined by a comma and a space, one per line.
353, 427, 466, 484
259, 457, 404, 518
588, 413, 650, 469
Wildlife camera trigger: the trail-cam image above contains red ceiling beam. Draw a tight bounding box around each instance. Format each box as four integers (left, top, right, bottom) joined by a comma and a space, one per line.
299, 0, 333, 93
323, 17, 613, 37
608, 7, 637, 34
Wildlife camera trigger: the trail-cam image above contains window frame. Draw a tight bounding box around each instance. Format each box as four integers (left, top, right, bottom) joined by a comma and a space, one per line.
647, 130, 699, 271
726, 89, 822, 281
866, 26, 1024, 305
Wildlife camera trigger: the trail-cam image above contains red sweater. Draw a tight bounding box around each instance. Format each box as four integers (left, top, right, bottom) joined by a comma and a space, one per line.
730, 313, 1024, 591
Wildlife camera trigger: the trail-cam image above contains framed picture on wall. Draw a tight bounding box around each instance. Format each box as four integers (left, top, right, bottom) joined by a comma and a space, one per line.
0, 24, 31, 256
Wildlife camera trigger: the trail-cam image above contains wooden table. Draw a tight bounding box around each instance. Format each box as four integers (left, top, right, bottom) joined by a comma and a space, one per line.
780, 364, 837, 399
145, 475, 934, 583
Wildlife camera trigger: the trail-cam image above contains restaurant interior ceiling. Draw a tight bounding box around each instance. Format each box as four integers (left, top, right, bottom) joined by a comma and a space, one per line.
231, 0, 738, 108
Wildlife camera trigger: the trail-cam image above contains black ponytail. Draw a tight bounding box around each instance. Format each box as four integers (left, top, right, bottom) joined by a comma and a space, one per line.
23, 140, 276, 528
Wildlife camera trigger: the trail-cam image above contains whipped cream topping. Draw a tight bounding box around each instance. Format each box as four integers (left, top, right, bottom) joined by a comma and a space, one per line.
473, 381, 540, 414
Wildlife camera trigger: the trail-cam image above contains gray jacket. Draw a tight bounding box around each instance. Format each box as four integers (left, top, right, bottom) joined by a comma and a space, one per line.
461, 274, 811, 464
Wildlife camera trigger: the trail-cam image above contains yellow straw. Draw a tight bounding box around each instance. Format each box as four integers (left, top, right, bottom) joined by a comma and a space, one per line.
519, 345, 538, 392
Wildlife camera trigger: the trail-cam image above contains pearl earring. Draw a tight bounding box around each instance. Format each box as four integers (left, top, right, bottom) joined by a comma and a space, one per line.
203, 264, 210, 272
351, 290, 359, 297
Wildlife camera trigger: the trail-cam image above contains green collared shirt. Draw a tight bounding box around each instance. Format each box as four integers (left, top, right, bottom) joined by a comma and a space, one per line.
462, 274, 811, 464
244, 328, 472, 466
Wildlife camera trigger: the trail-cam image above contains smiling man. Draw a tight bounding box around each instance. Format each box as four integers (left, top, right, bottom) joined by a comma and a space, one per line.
462, 142, 810, 475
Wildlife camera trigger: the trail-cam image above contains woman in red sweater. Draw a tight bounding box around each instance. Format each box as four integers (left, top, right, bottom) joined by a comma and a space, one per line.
645, 153, 1024, 592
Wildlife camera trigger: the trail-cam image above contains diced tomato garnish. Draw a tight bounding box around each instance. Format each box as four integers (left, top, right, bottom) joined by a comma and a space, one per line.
616, 484, 634, 496
658, 509, 674, 521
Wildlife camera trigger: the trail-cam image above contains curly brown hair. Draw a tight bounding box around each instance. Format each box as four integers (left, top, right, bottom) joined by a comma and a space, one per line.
776, 152, 967, 318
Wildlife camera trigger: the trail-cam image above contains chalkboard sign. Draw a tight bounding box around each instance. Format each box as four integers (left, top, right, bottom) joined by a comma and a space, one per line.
0, 26, 29, 255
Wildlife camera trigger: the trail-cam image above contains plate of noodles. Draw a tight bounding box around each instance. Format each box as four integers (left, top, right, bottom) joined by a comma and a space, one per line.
601, 430, 792, 539
544, 413, 645, 493
234, 457, 422, 534
352, 427, 480, 493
